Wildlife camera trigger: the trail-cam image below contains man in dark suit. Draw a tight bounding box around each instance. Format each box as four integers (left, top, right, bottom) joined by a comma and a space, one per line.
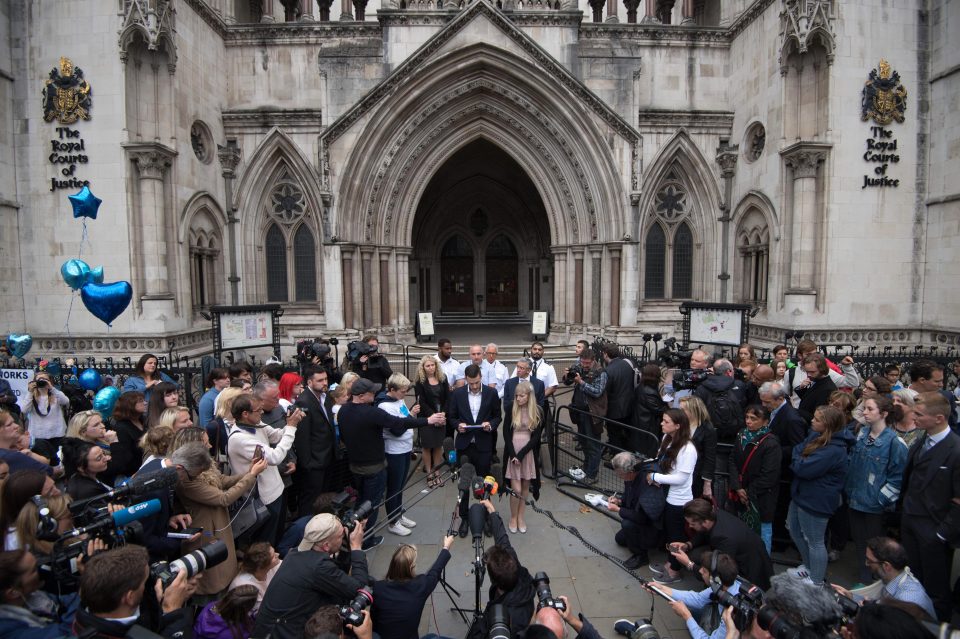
448, 363, 502, 536
760, 380, 807, 552
899, 392, 960, 621
503, 357, 546, 424
293, 368, 336, 516
795, 353, 837, 424
602, 344, 636, 452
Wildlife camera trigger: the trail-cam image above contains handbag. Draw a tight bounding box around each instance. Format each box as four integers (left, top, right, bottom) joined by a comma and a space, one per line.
226, 430, 271, 537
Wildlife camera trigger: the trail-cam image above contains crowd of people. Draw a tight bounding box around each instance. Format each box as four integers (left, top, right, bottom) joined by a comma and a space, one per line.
0, 336, 958, 639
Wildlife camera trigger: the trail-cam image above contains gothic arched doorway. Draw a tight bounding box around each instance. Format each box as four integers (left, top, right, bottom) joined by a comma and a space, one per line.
411, 139, 550, 319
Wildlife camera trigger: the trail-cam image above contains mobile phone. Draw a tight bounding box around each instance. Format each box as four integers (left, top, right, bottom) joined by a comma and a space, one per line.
253, 445, 264, 461
168, 526, 203, 539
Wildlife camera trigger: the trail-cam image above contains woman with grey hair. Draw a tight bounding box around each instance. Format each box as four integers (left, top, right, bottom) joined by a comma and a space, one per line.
891, 389, 922, 447
173, 432, 268, 596
606, 451, 662, 570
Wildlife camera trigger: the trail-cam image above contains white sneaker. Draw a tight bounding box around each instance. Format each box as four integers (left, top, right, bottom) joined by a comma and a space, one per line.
399, 515, 417, 528
569, 467, 585, 480
388, 522, 412, 536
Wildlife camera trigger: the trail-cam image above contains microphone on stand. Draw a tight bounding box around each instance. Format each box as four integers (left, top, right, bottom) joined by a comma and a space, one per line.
468, 503, 487, 540
448, 458, 476, 536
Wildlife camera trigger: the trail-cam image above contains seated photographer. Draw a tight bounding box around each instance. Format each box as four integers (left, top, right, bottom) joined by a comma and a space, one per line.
660, 498, 772, 590
829, 536, 936, 622
304, 605, 374, 639
372, 534, 455, 639
0, 549, 78, 638
194, 584, 259, 639
727, 572, 842, 639
645, 551, 740, 639
253, 513, 369, 639
466, 499, 536, 639
607, 452, 662, 570
527, 595, 602, 639
72, 544, 198, 639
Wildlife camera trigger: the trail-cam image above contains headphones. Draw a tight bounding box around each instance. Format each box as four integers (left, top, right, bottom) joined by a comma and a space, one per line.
32, 495, 59, 542
708, 550, 722, 594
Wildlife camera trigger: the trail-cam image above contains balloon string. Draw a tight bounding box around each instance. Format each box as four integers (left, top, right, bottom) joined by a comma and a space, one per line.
78, 219, 89, 258
63, 291, 75, 336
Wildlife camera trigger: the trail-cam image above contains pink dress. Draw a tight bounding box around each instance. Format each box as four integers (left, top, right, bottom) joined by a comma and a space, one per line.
506, 413, 537, 481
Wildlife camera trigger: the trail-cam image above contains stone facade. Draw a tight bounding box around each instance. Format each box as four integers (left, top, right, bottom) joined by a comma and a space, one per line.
0, 0, 956, 357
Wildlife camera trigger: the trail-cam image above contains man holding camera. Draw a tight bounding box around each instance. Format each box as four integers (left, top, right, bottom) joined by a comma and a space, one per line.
71, 544, 198, 639
254, 513, 369, 639
527, 595, 602, 639
566, 349, 607, 485
353, 336, 393, 386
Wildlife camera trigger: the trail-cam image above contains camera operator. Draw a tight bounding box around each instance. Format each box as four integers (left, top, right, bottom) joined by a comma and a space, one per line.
564, 349, 607, 485
664, 349, 712, 407
351, 336, 394, 386
304, 605, 374, 639
733, 572, 842, 639
607, 452, 661, 570
0, 548, 77, 638
528, 594, 602, 639
253, 513, 369, 639
466, 499, 536, 639
692, 359, 747, 445
372, 534, 455, 639
645, 551, 740, 639
300, 339, 343, 386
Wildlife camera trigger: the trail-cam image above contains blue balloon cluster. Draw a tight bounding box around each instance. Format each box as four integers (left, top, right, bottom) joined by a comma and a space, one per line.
60, 259, 104, 291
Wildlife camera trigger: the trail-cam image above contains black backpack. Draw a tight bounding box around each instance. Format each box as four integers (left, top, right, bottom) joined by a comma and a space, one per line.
705, 387, 744, 442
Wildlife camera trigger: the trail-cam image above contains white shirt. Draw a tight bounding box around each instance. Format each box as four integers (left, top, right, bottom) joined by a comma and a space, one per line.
653, 441, 698, 506
19, 389, 69, 440
230, 562, 282, 613
437, 356, 460, 386
468, 388, 483, 422
378, 399, 414, 454
226, 422, 296, 504
513, 358, 558, 391
481, 360, 510, 398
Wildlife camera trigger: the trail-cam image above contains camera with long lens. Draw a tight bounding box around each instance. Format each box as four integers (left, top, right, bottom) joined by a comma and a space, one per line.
671, 368, 710, 390
486, 604, 510, 639
562, 364, 584, 385
296, 338, 334, 365
150, 539, 228, 588
330, 490, 373, 532
36, 378, 49, 389
713, 583, 766, 633
616, 619, 662, 639
346, 340, 375, 363
533, 572, 566, 612
339, 587, 373, 626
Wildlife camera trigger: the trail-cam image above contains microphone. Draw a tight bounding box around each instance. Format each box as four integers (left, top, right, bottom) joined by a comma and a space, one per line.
62, 498, 162, 538
443, 438, 457, 466
457, 458, 476, 495
69, 467, 178, 513
481, 476, 499, 500
471, 475, 485, 500
468, 503, 486, 540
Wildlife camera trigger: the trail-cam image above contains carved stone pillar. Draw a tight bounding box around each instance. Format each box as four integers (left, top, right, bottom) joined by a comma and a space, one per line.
589, 246, 602, 325
341, 245, 356, 329
127, 144, 177, 299
261, 0, 276, 22
217, 141, 242, 305
360, 247, 374, 328
300, 0, 315, 19
640, 0, 659, 23
716, 142, 738, 302
316, 0, 333, 20
680, 0, 694, 24
339, 0, 353, 21
552, 248, 567, 324
588, 0, 604, 22
605, 0, 618, 23
781, 142, 830, 313
572, 247, 584, 325
608, 245, 621, 327
379, 251, 392, 327
623, 0, 641, 23
396, 248, 411, 328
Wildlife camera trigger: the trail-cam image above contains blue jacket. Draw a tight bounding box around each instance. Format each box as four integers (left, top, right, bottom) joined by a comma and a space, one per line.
790, 429, 854, 517
845, 426, 908, 514
121, 372, 178, 404
198, 387, 220, 428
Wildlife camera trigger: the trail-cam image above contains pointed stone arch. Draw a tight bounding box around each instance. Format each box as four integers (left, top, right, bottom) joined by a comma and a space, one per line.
732, 190, 779, 242
180, 193, 227, 311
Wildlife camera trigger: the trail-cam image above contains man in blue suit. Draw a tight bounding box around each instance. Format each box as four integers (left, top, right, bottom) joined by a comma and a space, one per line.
503, 357, 546, 424
448, 364, 501, 536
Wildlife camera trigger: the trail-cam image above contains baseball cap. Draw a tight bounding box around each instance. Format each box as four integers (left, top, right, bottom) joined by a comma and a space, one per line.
350, 379, 382, 396
297, 513, 342, 552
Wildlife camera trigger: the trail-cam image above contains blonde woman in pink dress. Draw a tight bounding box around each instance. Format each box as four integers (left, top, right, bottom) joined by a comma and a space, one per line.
503, 381, 542, 534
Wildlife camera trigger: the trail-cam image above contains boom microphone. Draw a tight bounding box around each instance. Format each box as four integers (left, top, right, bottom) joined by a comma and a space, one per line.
69, 468, 178, 513
457, 458, 476, 495
468, 503, 486, 540
61, 498, 162, 539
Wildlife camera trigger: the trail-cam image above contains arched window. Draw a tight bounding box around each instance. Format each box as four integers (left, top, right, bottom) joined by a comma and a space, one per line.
294, 225, 317, 302
187, 206, 223, 312
265, 224, 288, 302
644, 224, 666, 299
736, 208, 770, 306
672, 222, 693, 298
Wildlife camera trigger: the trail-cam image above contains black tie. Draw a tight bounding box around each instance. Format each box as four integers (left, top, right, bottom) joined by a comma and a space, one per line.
532, 361, 539, 380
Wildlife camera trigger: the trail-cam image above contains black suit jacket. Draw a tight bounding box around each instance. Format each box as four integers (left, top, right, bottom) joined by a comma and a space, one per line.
796, 376, 837, 423
769, 401, 808, 471
135, 458, 183, 560
447, 385, 502, 452
689, 509, 773, 590
604, 357, 635, 420
294, 389, 336, 471
901, 430, 960, 546
503, 376, 546, 422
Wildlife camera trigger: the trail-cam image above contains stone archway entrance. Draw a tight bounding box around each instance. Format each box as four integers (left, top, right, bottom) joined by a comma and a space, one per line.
411, 139, 551, 319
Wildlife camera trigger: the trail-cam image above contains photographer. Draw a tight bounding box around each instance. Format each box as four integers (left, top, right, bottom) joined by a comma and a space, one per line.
466, 499, 536, 639
19, 372, 69, 444
253, 513, 369, 639
372, 534, 455, 639
0, 548, 77, 638
733, 572, 843, 639
529, 594, 602, 639
693, 359, 747, 445
644, 551, 740, 639
304, 605, 373, 639
72, 544, 198, 639
351, 336, 393, 386
565, 349, 607, 485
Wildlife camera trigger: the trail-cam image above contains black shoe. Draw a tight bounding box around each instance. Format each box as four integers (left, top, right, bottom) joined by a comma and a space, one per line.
491, 453, 501, 465
458, 519, 469, 538
623, 553, 647, 570
484, 520, 492, 538
361, 535, 383, 551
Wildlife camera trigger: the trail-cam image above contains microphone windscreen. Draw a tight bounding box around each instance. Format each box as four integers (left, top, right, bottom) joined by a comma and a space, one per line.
442, 437, 456, 465
468, 503, 486, 539
111, 498, 161, 527
458, 462, 476, 492
128, 467, 179, 495
483, 476, 498, 496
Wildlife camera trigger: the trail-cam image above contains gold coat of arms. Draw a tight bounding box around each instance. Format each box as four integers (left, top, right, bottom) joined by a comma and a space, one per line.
861, 59, 907, 126
42, 57, 92, 124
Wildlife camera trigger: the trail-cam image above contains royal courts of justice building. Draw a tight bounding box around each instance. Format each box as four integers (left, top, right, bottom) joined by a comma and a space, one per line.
1, 0, 958, 356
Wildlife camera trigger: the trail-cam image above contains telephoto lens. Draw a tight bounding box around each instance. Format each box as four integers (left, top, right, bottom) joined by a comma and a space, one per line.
533, 572, 567, 612
150, 539, 229, 588
629, 619, 661, 639
341, 500, 373, 532
339, 587, 374, 626
757, 605, 800, 639
486, 604, 510, 639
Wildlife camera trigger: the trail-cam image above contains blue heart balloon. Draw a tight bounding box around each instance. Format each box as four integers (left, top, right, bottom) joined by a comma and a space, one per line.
80, 281, 133, 327
6, 334, 32, 359
92, 386, 120, 419
68, 185, 102, 220
60, 259, 91, 290
78, 368, 102, 392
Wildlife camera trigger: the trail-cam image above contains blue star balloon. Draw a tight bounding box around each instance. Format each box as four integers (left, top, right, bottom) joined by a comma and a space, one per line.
68, 185, 102, 220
